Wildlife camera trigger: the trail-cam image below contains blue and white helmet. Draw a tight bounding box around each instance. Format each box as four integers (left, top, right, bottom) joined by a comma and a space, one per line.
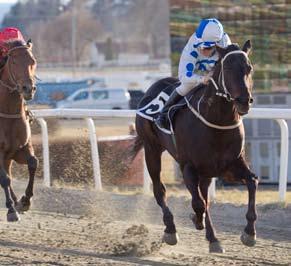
195, 18, 224, 48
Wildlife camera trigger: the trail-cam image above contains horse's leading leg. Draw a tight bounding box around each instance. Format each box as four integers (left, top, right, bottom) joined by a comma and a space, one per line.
0, 155, 20, 222
182, 164, 205, 230
225, 156, 258, 247
4, 159, 18, 205
13, 143, 38, 213
144, 143, 178, 245
241, 175, 258, 246
200, 178, 224, 253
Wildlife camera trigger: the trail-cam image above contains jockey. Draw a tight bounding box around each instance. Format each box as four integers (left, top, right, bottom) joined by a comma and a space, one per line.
156, 18, 231, 129
0, 27, 25, 56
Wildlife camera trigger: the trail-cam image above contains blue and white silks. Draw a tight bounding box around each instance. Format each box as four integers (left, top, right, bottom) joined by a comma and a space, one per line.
176, 19, 231, 96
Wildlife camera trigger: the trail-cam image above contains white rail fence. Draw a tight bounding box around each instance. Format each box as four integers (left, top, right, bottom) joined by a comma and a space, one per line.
31, 108, 290, 201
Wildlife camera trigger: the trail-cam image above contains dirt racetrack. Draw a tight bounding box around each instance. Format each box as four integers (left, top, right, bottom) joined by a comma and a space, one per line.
0, 180, 290, 266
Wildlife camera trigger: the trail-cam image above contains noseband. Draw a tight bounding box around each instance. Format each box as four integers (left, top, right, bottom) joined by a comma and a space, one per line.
0, 45, 34, 93
210, 50, 249, 102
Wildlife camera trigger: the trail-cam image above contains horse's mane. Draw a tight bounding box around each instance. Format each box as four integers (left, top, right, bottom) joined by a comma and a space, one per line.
223, 43, 241, 53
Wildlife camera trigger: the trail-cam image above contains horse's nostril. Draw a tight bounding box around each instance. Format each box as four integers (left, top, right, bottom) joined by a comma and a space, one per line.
249, 98, 254, 104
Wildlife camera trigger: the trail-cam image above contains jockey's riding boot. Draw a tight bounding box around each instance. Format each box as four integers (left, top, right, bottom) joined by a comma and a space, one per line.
155, 90, 183, 129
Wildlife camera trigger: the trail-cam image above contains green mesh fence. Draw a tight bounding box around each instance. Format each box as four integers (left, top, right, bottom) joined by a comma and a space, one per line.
170, 0, 291, 92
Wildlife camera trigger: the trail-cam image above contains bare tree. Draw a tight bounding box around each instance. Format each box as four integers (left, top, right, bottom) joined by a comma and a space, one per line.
28, 8, 104, 65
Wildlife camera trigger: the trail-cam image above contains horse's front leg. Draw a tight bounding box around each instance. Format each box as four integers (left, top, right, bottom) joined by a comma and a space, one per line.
241, 175, 258, 246
13, 143, 38, 213
182, 164, 206, 230
0, 155, 20, 221
199, 178, 225, 253
225, 156, 258, 247
4, 159, 19, 205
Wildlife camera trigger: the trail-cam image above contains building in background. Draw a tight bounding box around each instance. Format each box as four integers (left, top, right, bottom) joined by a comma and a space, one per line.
246, 92, 291, 183
1, 0, 171, 68
169, 0, 291, 183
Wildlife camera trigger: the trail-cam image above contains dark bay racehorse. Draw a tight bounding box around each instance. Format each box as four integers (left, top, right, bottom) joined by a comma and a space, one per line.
0, 40, 38, 221
132, 41, 258, 253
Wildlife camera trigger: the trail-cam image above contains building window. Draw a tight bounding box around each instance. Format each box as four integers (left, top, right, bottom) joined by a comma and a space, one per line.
273, 95, 286, 105
245, 142, 252, 163
276, 142, 281, 157
258, 120, 271, 136
257, 96, 271, 105
260, 166, 270, 180
273, 121, 281, 136
259, 142, 269, 158
243, 120, 253, 137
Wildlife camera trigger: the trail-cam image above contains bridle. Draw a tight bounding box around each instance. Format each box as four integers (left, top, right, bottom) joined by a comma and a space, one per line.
185, 50, 251, 130
210, 50, 249, 102
0, 44, 35, 93
0, 44, 35, 119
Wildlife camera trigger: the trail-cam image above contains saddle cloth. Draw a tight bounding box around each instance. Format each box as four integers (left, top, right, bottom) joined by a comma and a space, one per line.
136, 81, 187, 134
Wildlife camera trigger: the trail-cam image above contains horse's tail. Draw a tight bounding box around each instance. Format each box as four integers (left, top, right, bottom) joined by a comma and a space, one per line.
129, 135, 144, 160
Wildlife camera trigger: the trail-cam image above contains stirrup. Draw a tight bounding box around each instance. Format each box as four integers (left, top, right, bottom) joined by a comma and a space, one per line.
155, 114, 169, 129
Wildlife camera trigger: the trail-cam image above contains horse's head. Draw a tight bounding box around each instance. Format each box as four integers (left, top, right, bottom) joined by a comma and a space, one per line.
215, 41, 253, 115
0, 39, 37, 100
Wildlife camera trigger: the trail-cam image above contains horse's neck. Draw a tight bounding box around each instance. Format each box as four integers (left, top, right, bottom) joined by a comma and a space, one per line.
0, 85, 24, 115
197, 79, 239, 125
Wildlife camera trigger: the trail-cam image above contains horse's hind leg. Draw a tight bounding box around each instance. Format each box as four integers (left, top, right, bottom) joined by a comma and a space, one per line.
144, 143, 178, 245
199, 178, 225, 253
13, 143, 38, 213
182, 164, 205, 230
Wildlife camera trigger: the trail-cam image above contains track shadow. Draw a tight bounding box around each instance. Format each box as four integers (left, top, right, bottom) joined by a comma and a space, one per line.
0, 239, 180, 266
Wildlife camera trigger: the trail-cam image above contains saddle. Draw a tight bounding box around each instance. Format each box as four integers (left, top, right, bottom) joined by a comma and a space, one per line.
137, 82, 204, 134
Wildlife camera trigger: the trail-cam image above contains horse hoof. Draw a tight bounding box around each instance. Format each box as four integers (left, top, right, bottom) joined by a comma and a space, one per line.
162, 232, 179, 245
190, 213, 205, 230
241, 232, 256, 247
15, 196, 31, 213
209, 241, 225, 253
7, 211, 20, 222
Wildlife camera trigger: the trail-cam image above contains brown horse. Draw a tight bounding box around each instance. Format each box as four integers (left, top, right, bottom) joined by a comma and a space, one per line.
132, 41, 258, 253
0, 39, 38, 222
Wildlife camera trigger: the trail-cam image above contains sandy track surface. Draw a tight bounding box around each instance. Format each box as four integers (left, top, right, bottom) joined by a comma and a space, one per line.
0, 180, 290, 265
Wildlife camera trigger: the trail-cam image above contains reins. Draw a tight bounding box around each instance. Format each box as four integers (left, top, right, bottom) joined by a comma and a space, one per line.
186, 50, 249, 130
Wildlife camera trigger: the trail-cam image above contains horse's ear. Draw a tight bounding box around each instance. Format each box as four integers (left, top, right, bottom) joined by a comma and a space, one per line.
216, 46, 227, 58
27, 39, 33, 49
242, 40, 251, 55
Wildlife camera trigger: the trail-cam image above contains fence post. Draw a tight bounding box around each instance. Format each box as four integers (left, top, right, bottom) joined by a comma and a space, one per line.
143, 149, 151, 193
276, 119, 289, 202
37, 118, 50, 187
86, 118, 102, 190
209, 178, 216, 201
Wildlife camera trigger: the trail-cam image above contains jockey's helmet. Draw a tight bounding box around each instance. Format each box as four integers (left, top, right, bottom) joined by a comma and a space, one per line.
0, 27, 24, 43
195, 18, 224, 48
